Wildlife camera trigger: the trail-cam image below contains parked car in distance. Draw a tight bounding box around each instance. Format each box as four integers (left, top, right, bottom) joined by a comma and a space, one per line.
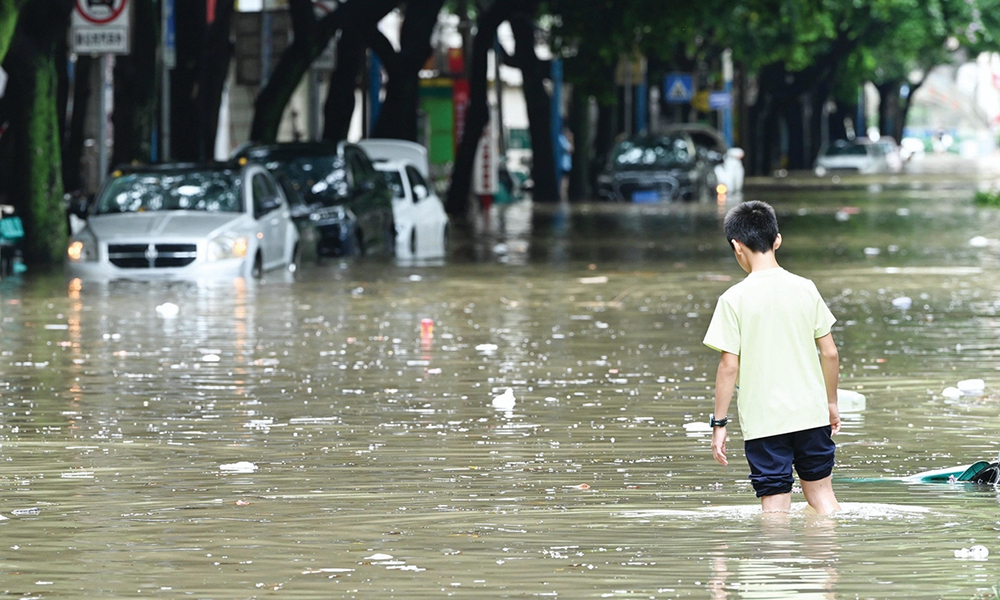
233, 141, 395, 257
357, 139, 449, 259
65, 162, 300, 280
814, 139, 889, 175
660, 123, 745, 194
596, 132, 716, 202
875, 136, 904, 173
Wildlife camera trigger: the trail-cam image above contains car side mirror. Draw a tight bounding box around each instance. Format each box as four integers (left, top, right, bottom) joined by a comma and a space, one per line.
65, 192, 91, 219
257, 195, 283, 217
413, 184, 428, 202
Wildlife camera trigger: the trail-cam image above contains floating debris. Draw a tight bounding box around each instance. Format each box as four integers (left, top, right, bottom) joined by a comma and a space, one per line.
954, 545, 989, 560
155, 302, 179, 318
220, 462, 258, 473
957, 379, 985, 395
837, 389, 867, 412
491, 388, 516, 410
891, 296, 912, 310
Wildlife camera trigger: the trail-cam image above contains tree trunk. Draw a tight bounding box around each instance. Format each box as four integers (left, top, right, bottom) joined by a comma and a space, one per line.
0, 0, 74, 265
250, 0, 397, 143
509, 13, 557, 202
322, 26, 367, 142
446, 0, 523, 218
63, 55, 92, 192
112, 0, 159, 166
197, 1, 235, 161
566, 89, 589, 200
592, 99, 615, 188
371, 0, 444, 141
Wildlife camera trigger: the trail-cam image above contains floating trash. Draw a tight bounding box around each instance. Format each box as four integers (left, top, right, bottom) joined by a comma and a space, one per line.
954, 545, 989, 560
969, 236, 990, 248
220, 462, 258, 473
863, 247, 881, 256
578, 276, 608, 284
11, 508, 40, 516
491, 388, 516, 410
475, 343, 499, 353
942, 387, 963, 399
155, 302, 179, 318
891, 296, 912, 310
837, 389, 867, 412
957, 379, 986, 395
202, 354, 221, 363
365, 553, 394, 561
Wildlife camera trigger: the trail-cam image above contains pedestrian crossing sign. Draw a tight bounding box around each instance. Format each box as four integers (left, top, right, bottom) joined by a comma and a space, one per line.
664, 73, 693, 104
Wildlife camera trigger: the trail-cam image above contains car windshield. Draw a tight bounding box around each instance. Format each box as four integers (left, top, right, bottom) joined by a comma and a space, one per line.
611, 136, 692, 168
380, 170, 405, 199
824, 142, 869, 157
95, 170, 243, 215
264, 155, 349, 205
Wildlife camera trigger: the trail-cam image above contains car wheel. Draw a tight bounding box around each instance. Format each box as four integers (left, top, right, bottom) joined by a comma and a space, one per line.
354, 228, 365, 256
288, 242, 301, 273
385, 217, 396, 256
252, 252, 263, 278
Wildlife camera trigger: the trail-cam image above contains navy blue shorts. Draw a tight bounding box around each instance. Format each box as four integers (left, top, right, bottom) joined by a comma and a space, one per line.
744, 426, 836, 497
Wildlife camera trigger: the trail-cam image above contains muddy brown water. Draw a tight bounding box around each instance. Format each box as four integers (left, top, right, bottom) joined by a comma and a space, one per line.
2, 170, 1000, 598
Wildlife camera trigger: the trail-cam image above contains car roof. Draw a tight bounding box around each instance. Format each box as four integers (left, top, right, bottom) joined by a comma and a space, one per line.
111, 162, 242, 176
232, 141, 345, 161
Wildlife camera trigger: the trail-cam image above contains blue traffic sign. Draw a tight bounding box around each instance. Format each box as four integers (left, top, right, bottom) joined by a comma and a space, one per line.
664, 73, 693, 104
709, 90, 731, 110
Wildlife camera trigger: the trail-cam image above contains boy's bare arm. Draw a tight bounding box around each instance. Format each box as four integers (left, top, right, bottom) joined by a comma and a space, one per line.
712, 351, 739, 465
816, 333, 841, 435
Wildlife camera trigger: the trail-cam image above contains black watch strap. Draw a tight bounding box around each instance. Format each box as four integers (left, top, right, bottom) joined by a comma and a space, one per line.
709, 414, 728, 428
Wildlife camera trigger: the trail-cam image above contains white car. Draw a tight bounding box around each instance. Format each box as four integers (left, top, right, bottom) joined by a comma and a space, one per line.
66, 162, 300, 280
357, 140, 449, 259
814, 139, 889, 175
661, 124, 745, 194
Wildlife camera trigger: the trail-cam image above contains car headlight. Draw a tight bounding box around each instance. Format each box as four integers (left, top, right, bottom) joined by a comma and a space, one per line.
207, 235, 249, 261
67, 238, 97, 262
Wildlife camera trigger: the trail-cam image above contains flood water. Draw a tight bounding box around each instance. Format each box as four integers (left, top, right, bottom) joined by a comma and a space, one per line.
2, 161, 1000, 598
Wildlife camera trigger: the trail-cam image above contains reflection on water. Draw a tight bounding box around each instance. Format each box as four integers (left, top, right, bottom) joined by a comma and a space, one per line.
2, 175, 1000, 597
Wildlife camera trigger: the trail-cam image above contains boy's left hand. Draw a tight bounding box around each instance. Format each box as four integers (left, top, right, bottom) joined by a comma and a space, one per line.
712, 427, 728, 465
829, 403, 841, 435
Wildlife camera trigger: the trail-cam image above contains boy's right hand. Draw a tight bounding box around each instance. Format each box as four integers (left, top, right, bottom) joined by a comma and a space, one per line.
829, 403, 841, 435
712, 427, 728, 465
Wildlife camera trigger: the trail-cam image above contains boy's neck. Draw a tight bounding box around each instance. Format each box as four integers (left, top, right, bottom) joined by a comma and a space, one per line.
746, 250, 781, 273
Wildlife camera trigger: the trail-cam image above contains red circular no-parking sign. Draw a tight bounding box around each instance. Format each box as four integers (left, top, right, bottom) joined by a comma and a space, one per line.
75, 0, 127, 25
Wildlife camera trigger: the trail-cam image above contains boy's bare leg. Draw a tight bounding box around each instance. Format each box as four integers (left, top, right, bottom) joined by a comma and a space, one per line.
801, 476, 841, 515
760, 493, 792, 512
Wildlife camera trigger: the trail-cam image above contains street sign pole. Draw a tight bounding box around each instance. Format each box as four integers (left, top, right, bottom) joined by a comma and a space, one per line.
161, 0, 174, 161
722, 49, 733, 147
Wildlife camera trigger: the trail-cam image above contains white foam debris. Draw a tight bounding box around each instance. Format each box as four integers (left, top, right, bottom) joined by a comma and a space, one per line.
491, 388, 516, 410
155, 302, 179, 318
891, 296, 912, 310
219, 461, 258, 473
957, 379, 985, 395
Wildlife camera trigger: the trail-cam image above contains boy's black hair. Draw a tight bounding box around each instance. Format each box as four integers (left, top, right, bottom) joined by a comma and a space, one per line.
724, 200, 778, 253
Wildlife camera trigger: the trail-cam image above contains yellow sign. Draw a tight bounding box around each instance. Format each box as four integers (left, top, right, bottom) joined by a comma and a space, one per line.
692, 90, 710, 113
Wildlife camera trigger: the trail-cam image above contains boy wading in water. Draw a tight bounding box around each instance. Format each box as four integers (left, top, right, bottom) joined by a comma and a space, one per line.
703, 201, 842, 515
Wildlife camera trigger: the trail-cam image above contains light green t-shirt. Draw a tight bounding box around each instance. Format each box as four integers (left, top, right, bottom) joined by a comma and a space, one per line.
703, 267, 836, 440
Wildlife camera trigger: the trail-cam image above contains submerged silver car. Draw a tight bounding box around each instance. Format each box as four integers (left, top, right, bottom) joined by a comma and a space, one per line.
66, 163, 300, 280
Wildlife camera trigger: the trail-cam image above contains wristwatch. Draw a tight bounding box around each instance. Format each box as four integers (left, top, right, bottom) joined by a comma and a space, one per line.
709, 413, 728, 428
